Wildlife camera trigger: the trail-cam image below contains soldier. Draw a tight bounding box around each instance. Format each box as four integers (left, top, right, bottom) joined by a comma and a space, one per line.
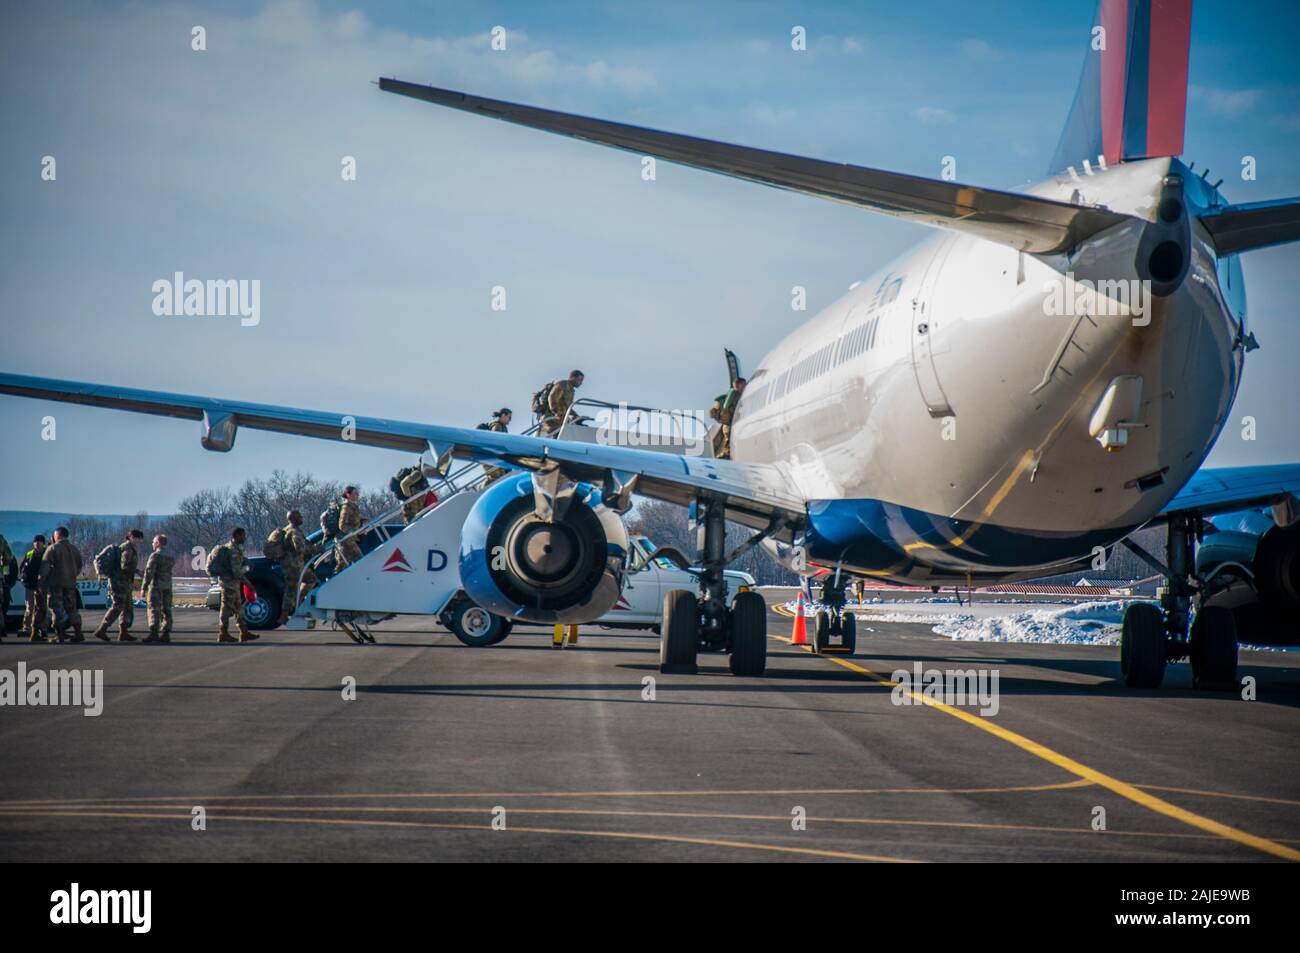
276, 510, 321, 625
479, 407, 513, 483
39, 526, 84, 644
141, 534, 175, 643
0, 533, 14, 639
334, 486, 364, 571
213, 527, 257, 643
92, 528, 144, 643
19, 535, 49, 642
398, 465, 437, 524
539, 370, 584, 436
709, 376, 746, 460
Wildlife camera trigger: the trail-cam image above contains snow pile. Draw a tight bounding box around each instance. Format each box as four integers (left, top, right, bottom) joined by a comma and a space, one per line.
931, 600, 1131, 645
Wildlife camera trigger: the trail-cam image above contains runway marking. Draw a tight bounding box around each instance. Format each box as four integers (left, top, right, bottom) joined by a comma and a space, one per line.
778, 639, 1300, 861
0, 779, 1092, 808
4, 802, 1283, 844
0, 808, 918, 862
1135, 784, 1300, 809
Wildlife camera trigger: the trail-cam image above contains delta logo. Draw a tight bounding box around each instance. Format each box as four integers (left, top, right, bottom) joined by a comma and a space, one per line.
382, 548, 413, 573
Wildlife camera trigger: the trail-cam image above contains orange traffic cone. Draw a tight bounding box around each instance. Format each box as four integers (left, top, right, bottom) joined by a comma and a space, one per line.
790, 592, 809, 646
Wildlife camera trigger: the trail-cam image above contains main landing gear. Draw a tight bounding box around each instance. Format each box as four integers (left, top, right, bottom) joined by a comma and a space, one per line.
660, 497, 773, 677
814, 575, 856, 656
1120, 515, 1238, 690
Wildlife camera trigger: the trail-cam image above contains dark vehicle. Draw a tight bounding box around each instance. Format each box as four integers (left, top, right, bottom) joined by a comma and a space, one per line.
205, 524, 406, 629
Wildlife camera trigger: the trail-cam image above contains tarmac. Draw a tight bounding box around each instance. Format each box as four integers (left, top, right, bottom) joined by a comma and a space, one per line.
1, 595, 1297, 862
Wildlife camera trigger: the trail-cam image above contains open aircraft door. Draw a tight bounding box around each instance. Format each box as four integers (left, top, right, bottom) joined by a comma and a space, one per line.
909, 235, 956, 418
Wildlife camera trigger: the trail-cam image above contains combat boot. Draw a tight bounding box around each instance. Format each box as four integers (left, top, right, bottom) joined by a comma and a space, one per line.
70, 622, 85, 643
218, 626, 238, 643
238, 619, 258, 643
91, 622, 111, 642
118, 631, 138, 642
142, 631, 159, 643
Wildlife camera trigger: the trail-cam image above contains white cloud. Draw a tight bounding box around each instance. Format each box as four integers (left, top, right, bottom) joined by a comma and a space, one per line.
912, 106, 956, 125
1189, 84, 1262, 118
584, 60, 657, 94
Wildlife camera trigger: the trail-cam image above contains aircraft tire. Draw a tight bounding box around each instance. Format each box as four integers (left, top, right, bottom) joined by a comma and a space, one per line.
728, 590, 767, 677
1190, 606, 1238, 691
1121, 603, 1166, 688
814, 610, 832, 653
660, 589, 699, 674
840, 611, 857, 656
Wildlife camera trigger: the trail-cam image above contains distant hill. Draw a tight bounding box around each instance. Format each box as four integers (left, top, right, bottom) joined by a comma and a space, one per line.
0, 511, 169, 544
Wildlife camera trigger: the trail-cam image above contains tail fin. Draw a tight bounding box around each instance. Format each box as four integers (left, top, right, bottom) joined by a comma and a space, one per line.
1050, 0, 1193, 174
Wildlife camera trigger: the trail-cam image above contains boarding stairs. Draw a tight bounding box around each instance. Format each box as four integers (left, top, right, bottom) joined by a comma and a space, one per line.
285, 400, 713, 640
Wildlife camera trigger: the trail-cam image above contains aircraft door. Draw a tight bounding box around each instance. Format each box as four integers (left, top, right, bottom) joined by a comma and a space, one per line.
910, 236, 957, 418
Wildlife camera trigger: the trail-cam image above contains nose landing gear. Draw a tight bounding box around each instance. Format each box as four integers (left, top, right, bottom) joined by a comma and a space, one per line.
1119, 515, 1238, 690
813, 576, 857, 655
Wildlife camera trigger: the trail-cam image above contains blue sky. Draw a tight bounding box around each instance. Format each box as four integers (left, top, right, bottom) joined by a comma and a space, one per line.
1, 0, 1298, 513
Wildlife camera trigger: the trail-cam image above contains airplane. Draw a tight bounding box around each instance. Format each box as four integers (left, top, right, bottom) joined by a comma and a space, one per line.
3, 0, 1299, 689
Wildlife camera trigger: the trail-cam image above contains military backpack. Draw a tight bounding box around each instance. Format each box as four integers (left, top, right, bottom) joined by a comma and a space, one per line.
320, 501, 342, 539
264, 527, 286, 561
389, 465, 421, 500
530, 381, 554, 415
205, 544, 232, 579
94, 543, 122, 580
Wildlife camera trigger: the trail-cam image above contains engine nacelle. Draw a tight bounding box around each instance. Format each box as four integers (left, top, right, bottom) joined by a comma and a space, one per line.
1200, 518, 1300, 644
458, 472, 629, 624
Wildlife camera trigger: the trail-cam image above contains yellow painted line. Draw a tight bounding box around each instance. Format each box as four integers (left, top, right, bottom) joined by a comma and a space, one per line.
0, 779, 1091, 808
781, 638, 1300, 862
0, 809, 917, 863
3, 802, 1269, 843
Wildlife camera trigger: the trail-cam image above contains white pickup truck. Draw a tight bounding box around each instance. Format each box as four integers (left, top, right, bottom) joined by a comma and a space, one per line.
4, 578, 109, 632
442, 536, 756, 646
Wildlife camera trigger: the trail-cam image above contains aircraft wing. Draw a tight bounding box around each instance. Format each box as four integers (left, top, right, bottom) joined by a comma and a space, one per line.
1154, 464, 1300, 522
377, 78, 1131, 255
1198, 198, 1300, 255
0, 372, 806, 535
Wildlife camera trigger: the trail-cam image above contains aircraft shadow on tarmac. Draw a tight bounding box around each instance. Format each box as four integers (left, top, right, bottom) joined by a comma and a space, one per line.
103, 648, 1300, 709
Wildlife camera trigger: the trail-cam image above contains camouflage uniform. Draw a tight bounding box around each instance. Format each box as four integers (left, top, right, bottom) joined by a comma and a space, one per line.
94, 539, 139, 642
19, 546, 48, 641
0, 535, 13, 637
710, 386, 742, 460
278, 523, 321, 624
39, 538, 83, 642
541, 379, 576, 436
399, 467, 433, 524
482, 419, 510, 483
142, 548, 175, 642
215, 540, 254, 642
334, 499, 363, 570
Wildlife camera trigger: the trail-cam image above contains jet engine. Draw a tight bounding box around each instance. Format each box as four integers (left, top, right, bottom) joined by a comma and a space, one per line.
1199, 513, 1300, 644
458, 471, 629, 624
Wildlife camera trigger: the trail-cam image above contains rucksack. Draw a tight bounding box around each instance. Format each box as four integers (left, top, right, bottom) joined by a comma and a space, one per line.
389, 465, 419, 500
320, 501, 342, 539
530, 381, 554, 415
205, 544, 231, 579
475, 422, 492, 431
94, 543, 121, 580
264, 527, 286, 561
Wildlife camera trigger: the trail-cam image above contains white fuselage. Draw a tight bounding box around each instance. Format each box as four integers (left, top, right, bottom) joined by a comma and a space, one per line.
732, 158, 1245, 579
